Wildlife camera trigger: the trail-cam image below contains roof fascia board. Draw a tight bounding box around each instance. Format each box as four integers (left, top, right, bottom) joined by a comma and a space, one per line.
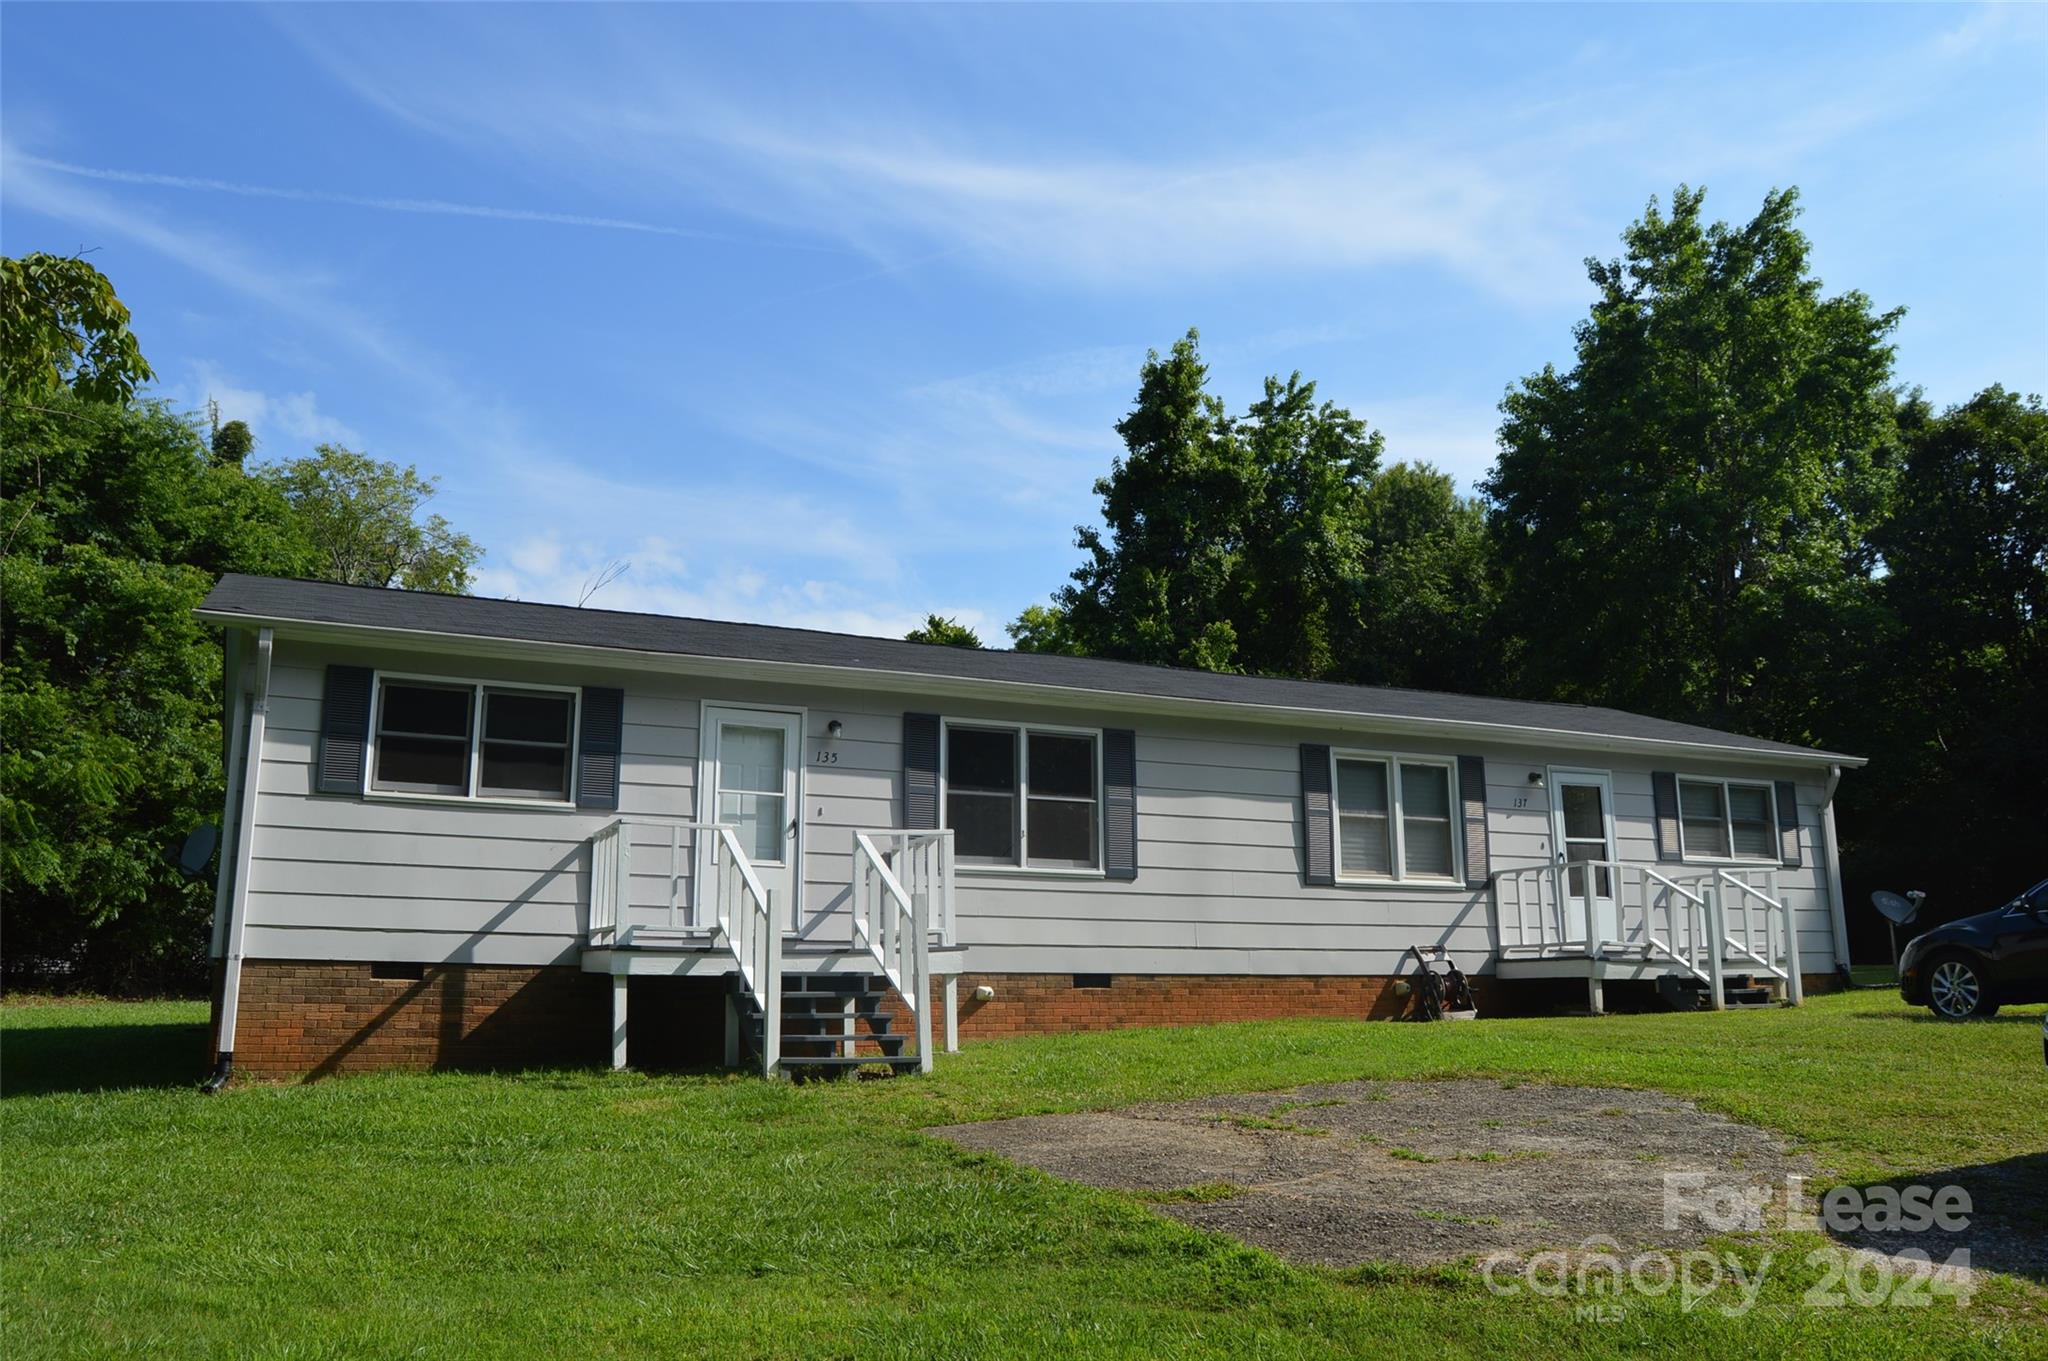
196, 609, 1863, 770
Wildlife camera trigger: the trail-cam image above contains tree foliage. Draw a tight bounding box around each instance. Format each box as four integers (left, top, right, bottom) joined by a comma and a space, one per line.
1, 253, 155, 406
1, 396, 317, 990
1485, 186, 1902, 733
1, 257, 489, 991
264, 444, 482, 593
1026, 329, 1494, 692
904, 614, 983, 648
1839, 387, 2048, 926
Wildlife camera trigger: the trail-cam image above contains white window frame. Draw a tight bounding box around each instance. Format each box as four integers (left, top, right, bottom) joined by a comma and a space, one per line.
1330, 748, 1463, 886
938, 718, 1105, 878
364, 671, 581, 809
1674, 774, 1780, 865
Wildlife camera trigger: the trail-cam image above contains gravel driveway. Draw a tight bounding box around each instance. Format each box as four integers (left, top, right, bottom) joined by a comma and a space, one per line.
933, 1079, 1811, 1267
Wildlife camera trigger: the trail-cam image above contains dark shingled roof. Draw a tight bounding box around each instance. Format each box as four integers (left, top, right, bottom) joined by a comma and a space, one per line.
198, 574, 1855, 763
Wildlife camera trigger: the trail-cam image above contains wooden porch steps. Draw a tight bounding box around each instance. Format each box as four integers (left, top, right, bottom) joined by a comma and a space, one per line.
734, 972, 922, 1078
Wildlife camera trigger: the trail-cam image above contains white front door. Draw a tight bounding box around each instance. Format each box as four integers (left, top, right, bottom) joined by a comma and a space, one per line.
1549, 769, 1619, 944
700, 705, 802, 931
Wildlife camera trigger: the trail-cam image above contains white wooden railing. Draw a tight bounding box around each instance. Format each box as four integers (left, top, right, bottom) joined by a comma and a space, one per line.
852, 829, 956, 948
586, 817, 697, 942
708, 824, 783, 1076
1674, 867, 1804, 1006
1491, 859, 1804, 1008
586, 818, 782, 1073
850, 831, 935, 1073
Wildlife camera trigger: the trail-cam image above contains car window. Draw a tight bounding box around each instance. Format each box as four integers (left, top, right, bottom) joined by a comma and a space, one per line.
2025, 880, 2048, 913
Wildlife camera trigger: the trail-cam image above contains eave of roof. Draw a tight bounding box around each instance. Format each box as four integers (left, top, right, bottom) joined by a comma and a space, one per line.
196, 575, 1865, 770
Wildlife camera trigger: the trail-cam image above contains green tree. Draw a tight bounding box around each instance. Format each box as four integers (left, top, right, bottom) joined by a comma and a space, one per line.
1836, 387, 2048, 922
1055, 330, 1254, 671
1005, 602, 1083, 655
1231, 373, 1381, 678
1, 395, 316, 991
210, 418, 254, 467
1485, 186, 1901, 731
904, 614, 983, 648
1337, 463, 1499, 693
1, 253, 155, 405
265, 444, 482, 593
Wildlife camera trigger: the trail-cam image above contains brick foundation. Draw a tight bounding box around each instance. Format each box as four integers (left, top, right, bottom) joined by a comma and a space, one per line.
222, 959, 1817, 1078
227, 960, 612, 1077
899, 971, 1527, 1037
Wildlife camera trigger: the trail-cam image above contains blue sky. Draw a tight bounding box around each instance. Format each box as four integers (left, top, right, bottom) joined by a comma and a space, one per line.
5, 4, 2044, 637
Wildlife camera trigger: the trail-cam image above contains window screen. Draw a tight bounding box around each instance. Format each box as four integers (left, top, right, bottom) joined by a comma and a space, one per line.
479, 689, 573, 800
1399, 763, 1455, 878
1679, 780, 1731, 858
1727, 785, 1776, 859
947, 726, 1018, 862
373, 683, 474, 795
1026, 732, 1097, 868
1335, 758, 1393, 877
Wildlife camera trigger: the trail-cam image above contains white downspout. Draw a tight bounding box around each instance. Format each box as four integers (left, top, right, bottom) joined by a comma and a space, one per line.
204, 627, 272, 1091
1819, 763, 1852, 981
207, 629, 247, 962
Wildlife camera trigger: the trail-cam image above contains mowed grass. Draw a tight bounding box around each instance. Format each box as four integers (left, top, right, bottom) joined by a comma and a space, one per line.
3, 992, 2045, 1359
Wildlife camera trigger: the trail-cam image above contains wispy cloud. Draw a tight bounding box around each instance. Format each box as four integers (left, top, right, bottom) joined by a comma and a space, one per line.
12, 152, 847, 252
182, 361, 362, 451
472, 531, 989, 638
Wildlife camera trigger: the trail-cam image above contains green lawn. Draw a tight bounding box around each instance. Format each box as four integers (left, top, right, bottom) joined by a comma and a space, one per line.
3, 992, 2044, 1359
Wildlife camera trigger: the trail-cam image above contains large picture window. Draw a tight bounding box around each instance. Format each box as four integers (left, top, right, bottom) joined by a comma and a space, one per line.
944, 723, 1100, 871
371, 676, 576, 803
1333, 752, 1459, 883
1677, 777, 1777, 861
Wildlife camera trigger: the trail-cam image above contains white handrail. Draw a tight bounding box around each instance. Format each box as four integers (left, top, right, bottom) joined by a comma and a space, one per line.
851, 829, 956, 947
1491, 859, 1715, 984
710, 825, 781, 1076
851, 832, 932, 1073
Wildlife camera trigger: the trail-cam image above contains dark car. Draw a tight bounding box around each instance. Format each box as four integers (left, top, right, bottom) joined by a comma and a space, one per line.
1899, 878, 2048, 1019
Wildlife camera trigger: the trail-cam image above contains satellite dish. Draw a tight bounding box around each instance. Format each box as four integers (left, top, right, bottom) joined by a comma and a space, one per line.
1871, 890, 1919, 926
177, 824, 220, 880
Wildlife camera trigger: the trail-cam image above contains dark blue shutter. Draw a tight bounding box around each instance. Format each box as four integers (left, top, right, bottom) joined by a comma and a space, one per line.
1301, 744, 1335, 886
1103, 729, 1137, 881
576, 687, 623, 811
315, 665, 373, 795
903, 713, 940, 829
1651, 771, 1682, 862
1774, 780, 1802, 867
1457, 755, 1490, 888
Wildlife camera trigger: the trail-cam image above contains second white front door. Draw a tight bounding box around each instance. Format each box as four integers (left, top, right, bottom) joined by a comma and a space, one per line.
1549, 768, 1618, 943
700, 705, 802, 930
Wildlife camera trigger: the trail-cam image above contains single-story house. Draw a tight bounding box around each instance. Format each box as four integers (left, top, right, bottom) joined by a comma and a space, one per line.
197, 573, 1863, 1079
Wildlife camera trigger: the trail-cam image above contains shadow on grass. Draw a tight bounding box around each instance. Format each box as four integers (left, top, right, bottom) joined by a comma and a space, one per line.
1828, 1151, 2048, 1285
0, 1020, 208, 1097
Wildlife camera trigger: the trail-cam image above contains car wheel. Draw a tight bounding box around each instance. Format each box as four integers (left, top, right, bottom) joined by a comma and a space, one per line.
1925, 952, 1998, 1020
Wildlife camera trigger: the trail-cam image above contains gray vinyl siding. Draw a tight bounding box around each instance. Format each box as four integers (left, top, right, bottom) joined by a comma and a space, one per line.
241, 636, 1842, 975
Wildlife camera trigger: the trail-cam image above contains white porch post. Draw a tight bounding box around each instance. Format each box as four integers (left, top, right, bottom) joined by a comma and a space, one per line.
944, 974, 959, 1054
1706, 879, 1728, 1011
1586, 969, 1605, 1017
611, 973, 629, 1070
